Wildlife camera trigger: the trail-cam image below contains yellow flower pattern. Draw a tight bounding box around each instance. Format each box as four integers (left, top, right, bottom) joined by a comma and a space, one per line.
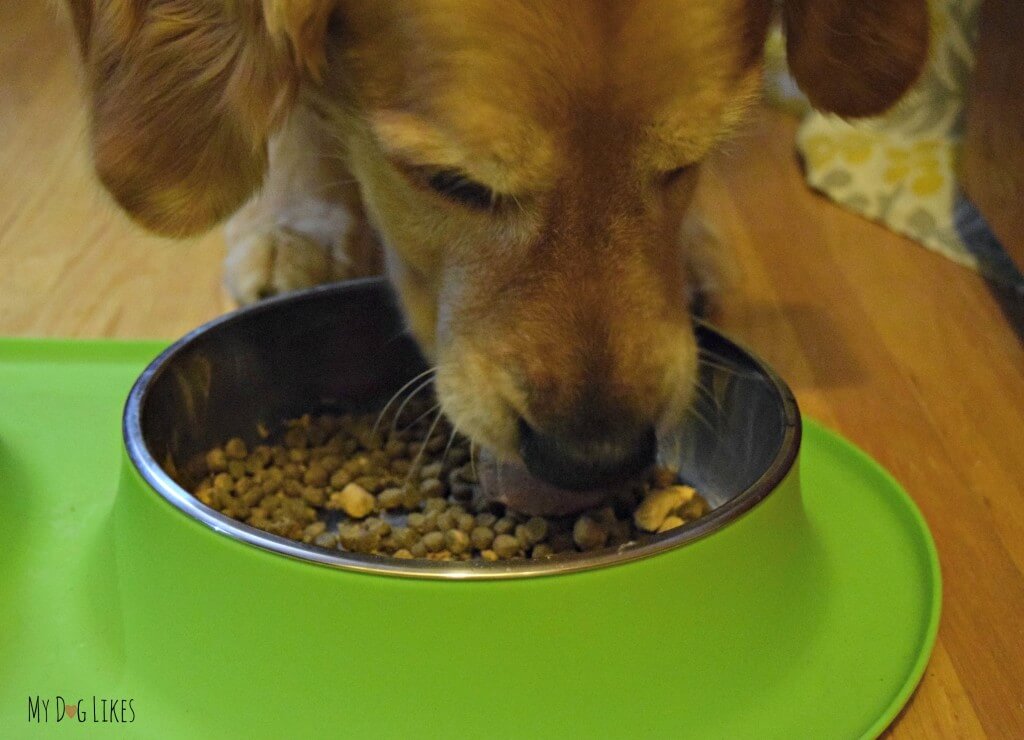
768, 0, 991, 275
802, 132, 876, 170
883, 140, 947, 196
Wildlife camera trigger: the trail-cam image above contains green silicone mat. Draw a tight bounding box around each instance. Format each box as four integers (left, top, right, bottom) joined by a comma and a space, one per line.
0, 339, 940, 738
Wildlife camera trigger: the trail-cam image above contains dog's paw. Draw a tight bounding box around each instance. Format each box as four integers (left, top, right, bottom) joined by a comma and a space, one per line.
222, 195, 366, 305
223, 226, 352, 305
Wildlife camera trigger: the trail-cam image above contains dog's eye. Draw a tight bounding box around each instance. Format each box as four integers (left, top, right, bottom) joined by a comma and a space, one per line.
425, 169, 496, 210
662, 165, 694, 187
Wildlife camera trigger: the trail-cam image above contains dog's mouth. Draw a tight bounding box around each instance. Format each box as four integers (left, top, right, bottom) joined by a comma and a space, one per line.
476, 450, 650, 517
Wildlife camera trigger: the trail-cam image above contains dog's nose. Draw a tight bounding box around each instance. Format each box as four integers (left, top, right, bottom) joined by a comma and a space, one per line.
517, 419, 656, 491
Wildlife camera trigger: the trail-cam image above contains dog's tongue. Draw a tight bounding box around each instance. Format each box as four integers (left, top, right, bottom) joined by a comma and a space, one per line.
476, 450, 623, 517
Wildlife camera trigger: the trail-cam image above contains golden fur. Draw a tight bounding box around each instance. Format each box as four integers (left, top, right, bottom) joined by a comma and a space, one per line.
67, 0, 928, 463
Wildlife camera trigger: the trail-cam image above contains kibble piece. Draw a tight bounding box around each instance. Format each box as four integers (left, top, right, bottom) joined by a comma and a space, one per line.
422, 531, 445, 553
423, 496, 447, 514
328, 483, 376, 519
480, 549, 499, 562
420, 461, 444, 480
470, 526, 495, 551
494, 516, 516, 535
475, 513, 497, 528
634, 485, 696, 532
338, 523, 370, 552
213, 473, 234, 493
420, 478, 445, 500
314, 532, 339, 549
227, 460, 247, 480
456, 513, 476, 533
377, 487, 404, 511
303, 464, 328, 487
680, 496, 709, 520
393, 527, 418, 548
436, 511, 456, 531
301, 486, 326, 507
573, 516, 608, 551
319, 455, 343, 473
384, 439, 407, 459
492, 534, 521, 559
205, 448, 228, 473
225, 437, 248, 460
522, 516, 549, 545
302, 521, 327, 542
445, 529, 471, 555
409, 541, 428, 558
532, 543, 554, 559
393, 549, 414, 559
657, 515, 686, 533
329, 469, 352, 489
365, 517, 392, 538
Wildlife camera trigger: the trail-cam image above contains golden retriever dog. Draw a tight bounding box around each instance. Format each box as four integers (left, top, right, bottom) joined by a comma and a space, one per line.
66, 0, 927, 499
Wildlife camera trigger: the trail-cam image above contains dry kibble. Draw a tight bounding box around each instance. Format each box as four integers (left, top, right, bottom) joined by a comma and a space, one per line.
377, 488, 404, 511
492, 534, 521, 559
302, 521, 326, 542
470, 526, 495, 551
634, 485, 695, 533
475, 513, 497, 528
420, 462, 444, 480
205, 448, 228, 473
314, 532, 338, 549
329, 483, 376, 519
445, 529, 471, 555
532, 543, 554, 559
190, 407, 709, 563
422, 531, 445, 553
424, 496, 447, 514
680, 496, 708, 520
303, 464, 328, 487
573, 516, 608, 551
420, 478, 445, 499
329, 469, 352, 489
494, 517, 516, 535
657, 515, 686, 533
225, 437, 248, 460
522, 516, 549, 545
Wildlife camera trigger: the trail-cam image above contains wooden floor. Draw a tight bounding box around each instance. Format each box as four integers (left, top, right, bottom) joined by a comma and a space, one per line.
3, 4, 1023, 737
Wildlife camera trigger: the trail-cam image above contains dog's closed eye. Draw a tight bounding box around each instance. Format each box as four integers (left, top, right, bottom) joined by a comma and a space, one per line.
424, 169, 497, 210
661, 164, 695, 188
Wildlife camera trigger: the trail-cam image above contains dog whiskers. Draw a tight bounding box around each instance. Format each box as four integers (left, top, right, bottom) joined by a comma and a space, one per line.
439, 425, 459, 469
370, 367, 436, 440
404, 406, 445, 490
389, 375, 437, 435
399, 402, 441, 435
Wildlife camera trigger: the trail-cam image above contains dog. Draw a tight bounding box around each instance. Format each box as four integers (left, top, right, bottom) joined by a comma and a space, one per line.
66, 0, 927, 497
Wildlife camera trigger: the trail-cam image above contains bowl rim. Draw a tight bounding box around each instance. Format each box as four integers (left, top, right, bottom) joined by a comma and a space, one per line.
123, 278, 802, 580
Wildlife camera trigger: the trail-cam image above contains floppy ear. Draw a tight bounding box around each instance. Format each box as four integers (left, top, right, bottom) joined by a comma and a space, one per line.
782, 0, 930, 118
71, 0, 335, 236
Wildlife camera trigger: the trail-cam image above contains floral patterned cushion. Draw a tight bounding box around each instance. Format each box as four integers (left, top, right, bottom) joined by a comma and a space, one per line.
764, 0, 1024, 290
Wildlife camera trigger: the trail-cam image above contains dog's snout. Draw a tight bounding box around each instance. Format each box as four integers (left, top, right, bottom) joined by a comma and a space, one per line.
518, 419, 656, 491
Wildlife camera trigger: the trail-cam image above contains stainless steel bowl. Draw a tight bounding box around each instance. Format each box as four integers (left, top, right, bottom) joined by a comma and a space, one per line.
123, 278, 800, 578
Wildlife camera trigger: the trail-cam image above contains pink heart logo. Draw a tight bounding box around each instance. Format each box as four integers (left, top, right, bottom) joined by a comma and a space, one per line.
66, 704, 77, 719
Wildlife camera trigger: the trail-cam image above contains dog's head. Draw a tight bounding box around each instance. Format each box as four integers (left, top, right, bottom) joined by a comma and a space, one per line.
72, 0, 927, 490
